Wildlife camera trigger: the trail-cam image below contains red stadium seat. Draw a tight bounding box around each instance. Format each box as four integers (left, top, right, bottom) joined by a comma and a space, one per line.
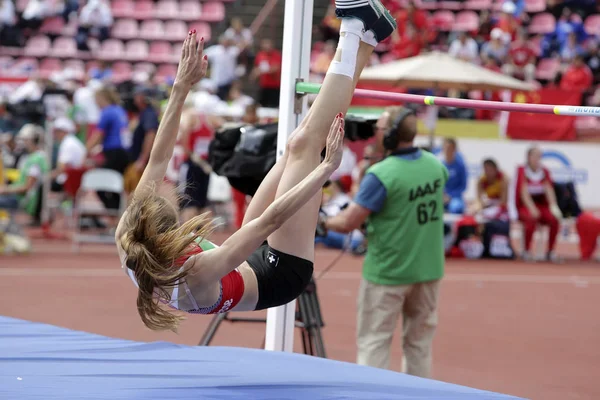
63, 19, 77, 37
528, 13, 556, 35
13, 57, 39, 74
524, 0, 546, 13
39, 58, 63, 78
139, 20, 165, 40
40, 17, 65, 36
63, 59, 86, 77
431, 10, 455, 31
125, 40, 149, 62
188, 22, 212, 42
179, 1, 202, 21
148, 42, 173, 63
163, 20, 187, 41
111, 62, 133, 82
438, 1, 462, 10
464, 0, 492, 11
24, 36, 51, 57
155, 0, 179, 19
201, 2, 225, 22
111, 19, 139, 40
535, 58, 560, 81
51, 37, 78, 58
453, 10, 479, 31
529, 35, 542, 56
111, 0, 134, 18
584, 15, 600, 36
414, 0, 438, 11
97, 39, 125, 61
0, 56, 13, 71
155, 64, 178, 82
133, 0, 155, 20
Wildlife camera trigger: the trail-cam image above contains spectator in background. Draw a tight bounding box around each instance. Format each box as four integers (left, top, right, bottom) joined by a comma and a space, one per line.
515, 146, 561, 262
440, 138, 467, 214
311, 40, 336, 76
19, 0, 47, 32
77, 0, 113, 51
49, 117, 86, 193
560, 54, 593, 92
241, 102, 259, 125
481, 28, 508, 66
223, 17, 254, 76
89, 61, 113, 82
395, 0, 431, 44
73, 79, 102, 133
554, 8, 587, 50
252, 38, 282, 108
205, 35, 246, 100
320, 3, 340, 42
583, 39, 599, 81
0, 0, 20, 47
389, 22, 422, 60
448, 32, 479, 63
88, 86, 130, 211
0, 124, 48, 222
477, 10, 494, 44
351, 143, 383, 197
226, 80, 254, 110
560, 32, 584, 65
471, 158, 509, 221
126, 86, 158, 191
0, 97, 17, 136
503, 28, 536, 82
495, 2, 520, 40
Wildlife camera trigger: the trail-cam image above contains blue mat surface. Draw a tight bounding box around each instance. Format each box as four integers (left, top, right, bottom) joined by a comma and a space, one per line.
0, 316, 523, 400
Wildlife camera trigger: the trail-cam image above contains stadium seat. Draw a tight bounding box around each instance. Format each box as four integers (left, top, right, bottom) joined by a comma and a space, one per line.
414, 0, 438, 11
148, 42, 173, 64
535, 58, 560, 81
125, 40, 150, 62
133, 0, 155, 20
431, 10, 455, 31
529, 35, 542, 56
453, 11, 479, 31
0, 56, 13, 71
13, 58, 39, 74
24, 36, 51, 57
51, 37, 78, 58
139, 20, 165, 40
39, 58, 63, 78
86, 60, 100, 73
111, 0, 134, 18
155, 0, 179, 19
179, 1, 202, 21
63, 59, 86, 77
163, 20, 187, 41
201, 2, 226, 22
188, 22, 212, 42
111, 62, 133, 82
464, 0, 492, 10
111, 19, 139, 40
584, 15, 600, 36
438, 1, 462, 10
524, 0, 546, 13
40, 17, 65, 36
63, 19, 77, 37
155, 64, 178, 82
528, 13, 556, 35
133, 62, 157, 75
97, 39, 125, 61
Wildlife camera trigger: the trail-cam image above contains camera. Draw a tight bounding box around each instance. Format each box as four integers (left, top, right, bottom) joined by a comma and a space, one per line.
343, 114, 377, 142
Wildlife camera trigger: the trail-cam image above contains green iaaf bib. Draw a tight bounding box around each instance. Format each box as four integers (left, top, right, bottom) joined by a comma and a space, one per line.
363, 151, 448, 286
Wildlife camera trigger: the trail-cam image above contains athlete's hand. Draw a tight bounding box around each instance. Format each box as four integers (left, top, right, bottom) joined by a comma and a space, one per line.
174, 30, 208, 89
323, 113, 345, 171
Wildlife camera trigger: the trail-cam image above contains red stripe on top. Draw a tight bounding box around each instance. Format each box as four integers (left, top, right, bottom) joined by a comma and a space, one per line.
174, 244, 245, 314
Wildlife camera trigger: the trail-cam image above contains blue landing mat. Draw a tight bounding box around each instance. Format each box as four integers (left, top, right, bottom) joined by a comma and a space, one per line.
0, 316, 524, 400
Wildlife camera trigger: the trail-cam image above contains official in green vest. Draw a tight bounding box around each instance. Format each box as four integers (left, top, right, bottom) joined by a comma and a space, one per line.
322, 106, 448, 378
0, 124, 49, 218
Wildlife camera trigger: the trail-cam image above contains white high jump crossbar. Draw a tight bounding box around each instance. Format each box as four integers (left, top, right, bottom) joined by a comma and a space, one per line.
264, 0, 314, 352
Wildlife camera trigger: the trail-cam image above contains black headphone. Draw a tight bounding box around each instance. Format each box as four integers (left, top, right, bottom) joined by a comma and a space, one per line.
382, 108, 415, 151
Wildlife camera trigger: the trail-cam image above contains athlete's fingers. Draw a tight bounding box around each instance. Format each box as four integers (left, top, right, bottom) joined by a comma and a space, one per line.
200, 55, 208, 76
197, 36, 205, 59
182, 32, 191, 60
190, 29, 197, 58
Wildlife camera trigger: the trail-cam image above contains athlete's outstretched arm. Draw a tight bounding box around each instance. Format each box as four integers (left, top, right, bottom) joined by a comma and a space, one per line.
134, 31, 208, 197
190, 116, 346, 283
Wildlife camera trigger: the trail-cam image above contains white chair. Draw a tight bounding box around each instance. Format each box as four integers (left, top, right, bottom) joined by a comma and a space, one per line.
72, 168, 126, 252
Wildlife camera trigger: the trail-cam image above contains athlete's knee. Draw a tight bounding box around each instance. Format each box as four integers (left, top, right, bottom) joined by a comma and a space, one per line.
286, 127, 319, 155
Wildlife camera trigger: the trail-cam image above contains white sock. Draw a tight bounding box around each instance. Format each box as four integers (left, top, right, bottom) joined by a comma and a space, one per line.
327, 19, 361, 79
362, 30, 378, 47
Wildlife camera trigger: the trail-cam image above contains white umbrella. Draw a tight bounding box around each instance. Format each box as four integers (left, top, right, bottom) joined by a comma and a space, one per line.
360, 51, 535, 91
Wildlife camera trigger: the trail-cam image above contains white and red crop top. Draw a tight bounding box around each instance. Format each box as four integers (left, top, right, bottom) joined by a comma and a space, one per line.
122, 240, 245, 315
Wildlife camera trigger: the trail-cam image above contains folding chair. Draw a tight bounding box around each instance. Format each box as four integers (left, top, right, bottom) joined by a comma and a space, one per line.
72, 168, 126, 252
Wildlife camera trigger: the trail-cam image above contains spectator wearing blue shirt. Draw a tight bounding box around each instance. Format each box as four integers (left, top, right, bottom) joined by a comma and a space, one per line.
87, 86, 130, 210
129, 86, 159, 173
440, 138, 467, 214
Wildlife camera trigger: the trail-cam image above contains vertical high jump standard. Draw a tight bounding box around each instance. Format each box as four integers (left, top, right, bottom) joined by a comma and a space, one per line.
265, 0, 314, 352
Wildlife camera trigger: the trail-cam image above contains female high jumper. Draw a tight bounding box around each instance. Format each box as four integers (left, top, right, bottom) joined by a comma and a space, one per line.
116, 2, 397, 331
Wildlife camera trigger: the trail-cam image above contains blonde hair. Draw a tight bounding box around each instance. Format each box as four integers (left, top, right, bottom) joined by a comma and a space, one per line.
119, 189, 213, 331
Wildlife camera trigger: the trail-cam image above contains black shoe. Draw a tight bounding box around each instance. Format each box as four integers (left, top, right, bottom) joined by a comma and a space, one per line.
368, 10, 397, 43
335, 0, 386, 30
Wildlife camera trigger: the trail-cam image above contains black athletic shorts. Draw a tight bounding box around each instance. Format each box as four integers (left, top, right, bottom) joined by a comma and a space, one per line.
246, 241, 314, 310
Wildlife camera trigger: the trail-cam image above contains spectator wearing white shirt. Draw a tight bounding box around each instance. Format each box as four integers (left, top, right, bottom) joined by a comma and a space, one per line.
330, 139, 358, 182
204, 36, 247, 100
449, 32, 479, 64
77, 0, 113, 51
19, 0, 47, 31
50, 117, 86, 192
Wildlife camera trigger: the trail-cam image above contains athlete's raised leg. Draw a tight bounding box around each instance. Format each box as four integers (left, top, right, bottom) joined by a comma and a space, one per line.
242, 11, 396, 227
265, 3, 396, 261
